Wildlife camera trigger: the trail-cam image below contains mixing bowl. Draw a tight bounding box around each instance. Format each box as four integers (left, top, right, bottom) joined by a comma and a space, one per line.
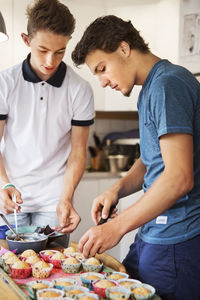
107, 155, 129, 173
6, 232, 48, 254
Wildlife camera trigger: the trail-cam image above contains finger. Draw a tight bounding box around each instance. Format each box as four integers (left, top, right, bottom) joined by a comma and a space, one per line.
78, 232, 90, 255
91, 201, 102, 225
102, 201, 112, 219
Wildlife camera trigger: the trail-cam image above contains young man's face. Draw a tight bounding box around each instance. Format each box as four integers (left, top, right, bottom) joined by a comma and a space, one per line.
22, 30, 70, 81
85, 43, 136, 97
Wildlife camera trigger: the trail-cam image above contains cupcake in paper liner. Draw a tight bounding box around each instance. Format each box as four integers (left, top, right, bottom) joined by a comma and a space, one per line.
20, 249, 37, 260
92, 279, 118, 298
64, 284, 89, 299
27, 280, 54, 299
105, 286, 130, 300
82, 257, 103, 273
37, 287, 65, 299
118, 278, 141, 289
2, 254, 20, 274
80, 272, 105, 290
39, 249, 60, 262
106, 272, 129, 281
32, 261, 53, 278
26, 255, 41, 266
76, 292, 99, 300
49, 251, 66, 268
0, 251, 16, 267
54, 277, 79, 290
63, 246, 77, 255
130, 283, 156, 300
61, 257, 82, 273
9, 260, 32, 279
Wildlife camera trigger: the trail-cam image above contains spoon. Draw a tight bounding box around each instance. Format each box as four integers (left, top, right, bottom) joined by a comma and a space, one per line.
0, 213, 23, 241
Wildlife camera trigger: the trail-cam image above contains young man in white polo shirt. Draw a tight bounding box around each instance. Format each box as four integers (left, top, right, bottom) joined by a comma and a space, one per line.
0, 0, 94, 241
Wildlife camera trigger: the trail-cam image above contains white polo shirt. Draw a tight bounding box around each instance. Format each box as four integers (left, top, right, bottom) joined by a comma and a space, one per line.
0, 55, 94, 212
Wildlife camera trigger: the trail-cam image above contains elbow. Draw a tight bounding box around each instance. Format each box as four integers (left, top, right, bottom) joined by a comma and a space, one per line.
178, 173, 194, 195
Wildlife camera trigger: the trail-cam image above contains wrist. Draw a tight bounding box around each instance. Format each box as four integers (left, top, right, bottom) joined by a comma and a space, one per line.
1, 182, 16, 189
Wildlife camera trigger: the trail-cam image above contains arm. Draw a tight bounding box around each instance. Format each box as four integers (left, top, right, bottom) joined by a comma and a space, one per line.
91, 156, 146, 224
0, 120, 22, 213
56, 125, 89, 233
79, 133, 194, 257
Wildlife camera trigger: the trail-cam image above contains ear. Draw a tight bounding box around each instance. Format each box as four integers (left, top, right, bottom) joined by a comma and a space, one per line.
119, 41, 131, 57
21, 33, 30, 47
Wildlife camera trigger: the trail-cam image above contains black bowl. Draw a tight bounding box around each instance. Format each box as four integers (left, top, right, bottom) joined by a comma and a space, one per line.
6, 232, 48, 254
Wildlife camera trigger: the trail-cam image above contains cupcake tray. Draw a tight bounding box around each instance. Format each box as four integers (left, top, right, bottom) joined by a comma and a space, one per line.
0, 264, 161, 300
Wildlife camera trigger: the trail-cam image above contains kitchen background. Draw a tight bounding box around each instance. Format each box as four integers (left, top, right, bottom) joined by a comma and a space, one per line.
0, 0, 199, 260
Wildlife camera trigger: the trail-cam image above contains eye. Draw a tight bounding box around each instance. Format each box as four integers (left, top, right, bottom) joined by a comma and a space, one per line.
98, 66, 105, 73
56, 51, 65, 55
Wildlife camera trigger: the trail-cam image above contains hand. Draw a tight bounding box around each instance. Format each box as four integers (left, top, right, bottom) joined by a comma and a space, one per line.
56, 200, 81, 234
0, 187, 22, 214
78, 220, 122, 258
91, 189, 118, 225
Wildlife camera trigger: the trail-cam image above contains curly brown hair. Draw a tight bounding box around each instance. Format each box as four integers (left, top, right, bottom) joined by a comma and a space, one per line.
72, 15, 149, 67
26, 0, 75, 38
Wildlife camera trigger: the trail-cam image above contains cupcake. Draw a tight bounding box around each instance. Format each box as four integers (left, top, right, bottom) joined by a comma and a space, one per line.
130, 283, 155, 300
32, 261, 53, 278
64, 285, 89, 299
27, 280, 53, 299
61, 257, 81, 273
10, 260, 32, 279
39, 249, 59, 262
118, 278, 141, 289
63, 246, 76, 255
107, 272, 129, 281
3, 255, 20, 274
1, 251, 16, 260
92, 279, 118, 298
26, 255, 41, 265
80, 272, 105, 290
36, 288, 64, 299
49, 251, 66, 268
54, 277, 79, 290
21, 249, 37, 259
105, 286, 130, 300
76, 292, 99, 300
82, 257, 103, 273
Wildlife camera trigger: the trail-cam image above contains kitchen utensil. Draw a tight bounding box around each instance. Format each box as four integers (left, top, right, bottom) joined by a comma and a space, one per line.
6, 232, 48, 254
97, 204, 116, 225
12, 194, 18, 234
93, 132, 103, 150
107, 155, 129, 173
0, 213, 22, 241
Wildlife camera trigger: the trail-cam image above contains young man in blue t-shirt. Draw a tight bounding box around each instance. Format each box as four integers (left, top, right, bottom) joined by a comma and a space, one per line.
71, 15, 200, 300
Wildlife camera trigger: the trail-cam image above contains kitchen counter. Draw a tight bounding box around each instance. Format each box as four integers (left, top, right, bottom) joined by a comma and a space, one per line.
83, 171, 127, 179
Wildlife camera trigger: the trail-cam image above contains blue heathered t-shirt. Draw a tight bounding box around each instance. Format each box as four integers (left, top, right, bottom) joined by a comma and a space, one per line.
137, 59, 200, 245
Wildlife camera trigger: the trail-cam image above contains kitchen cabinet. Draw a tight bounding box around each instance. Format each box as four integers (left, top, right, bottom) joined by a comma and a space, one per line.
70, 174, 143, 262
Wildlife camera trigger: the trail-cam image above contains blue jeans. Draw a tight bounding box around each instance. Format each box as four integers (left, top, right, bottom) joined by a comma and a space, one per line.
0, 212, 69, 247
123, 234, 200, 300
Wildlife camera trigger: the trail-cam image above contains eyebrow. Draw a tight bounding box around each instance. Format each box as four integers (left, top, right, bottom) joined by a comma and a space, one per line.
38, 45, 66, 51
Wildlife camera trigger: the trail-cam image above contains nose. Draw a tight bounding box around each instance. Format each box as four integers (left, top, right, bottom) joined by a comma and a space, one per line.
45, 53, 55, 67
99, 75, 109, 88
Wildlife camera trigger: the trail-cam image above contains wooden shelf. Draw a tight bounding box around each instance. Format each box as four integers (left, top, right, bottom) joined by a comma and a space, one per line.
95, 111, 139, 120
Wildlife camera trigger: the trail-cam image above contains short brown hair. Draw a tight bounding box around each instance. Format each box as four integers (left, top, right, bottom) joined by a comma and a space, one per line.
72, 15, 149, 67
26, 0, 75, 38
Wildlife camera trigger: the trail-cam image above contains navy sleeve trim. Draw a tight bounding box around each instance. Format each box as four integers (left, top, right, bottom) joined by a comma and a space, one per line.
0, 114, 7, 120
71, 119, 94, 126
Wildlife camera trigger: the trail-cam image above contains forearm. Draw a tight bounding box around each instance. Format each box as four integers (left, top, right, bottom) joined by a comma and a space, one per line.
114, 168, 193, 237
109, 157, 146, 200
59, 150, 86, 203
0, 153, 10, 186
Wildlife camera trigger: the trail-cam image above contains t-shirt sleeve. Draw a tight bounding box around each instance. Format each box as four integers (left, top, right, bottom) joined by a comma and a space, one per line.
71, 80, 94, 127
0, 73, 9, 119
150, 76, 194, 138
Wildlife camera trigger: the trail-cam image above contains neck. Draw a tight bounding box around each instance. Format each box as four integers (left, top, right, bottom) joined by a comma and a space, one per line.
131, 50, 161, 85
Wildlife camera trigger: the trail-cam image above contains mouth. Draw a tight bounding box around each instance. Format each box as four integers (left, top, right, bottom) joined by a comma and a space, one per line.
43, 66, 54, 72
111, 85, 119, 91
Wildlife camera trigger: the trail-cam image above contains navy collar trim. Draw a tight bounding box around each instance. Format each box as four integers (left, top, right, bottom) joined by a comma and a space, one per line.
22, 54, 67, 87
